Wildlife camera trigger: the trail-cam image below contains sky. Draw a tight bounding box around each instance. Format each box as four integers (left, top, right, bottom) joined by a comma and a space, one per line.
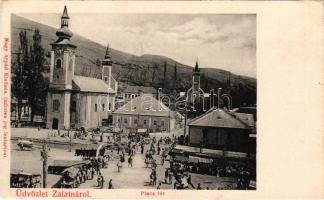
17, 13, 256, 77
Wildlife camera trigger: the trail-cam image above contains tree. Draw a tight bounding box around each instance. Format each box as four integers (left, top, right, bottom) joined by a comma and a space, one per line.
25, 29, 48, 123
151, 63, 158, 84
163, 61, 167, 87
11, 30, 29, 121
174, 64, 177, 86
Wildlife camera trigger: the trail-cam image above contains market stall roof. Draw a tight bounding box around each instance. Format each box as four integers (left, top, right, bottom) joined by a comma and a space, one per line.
51, 160, 90, 168
11, 169, 40, 176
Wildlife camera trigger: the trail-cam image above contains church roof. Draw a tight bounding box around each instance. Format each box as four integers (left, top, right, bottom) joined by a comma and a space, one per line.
122, 85, 157, 94
114, 94, 174, 117
188, 108, 255, 129
73, 75, 115, 93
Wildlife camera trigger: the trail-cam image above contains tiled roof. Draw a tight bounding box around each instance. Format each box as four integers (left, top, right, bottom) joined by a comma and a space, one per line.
122, 85, 157, 94
73, 75, 115, 93
114, 94, 174, 117
188, 108, 255, 129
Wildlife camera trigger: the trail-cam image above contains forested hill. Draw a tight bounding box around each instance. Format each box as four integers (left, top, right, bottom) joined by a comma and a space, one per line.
11, 14, 256, 107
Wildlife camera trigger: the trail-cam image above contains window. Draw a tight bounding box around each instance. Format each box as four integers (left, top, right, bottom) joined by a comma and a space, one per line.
104, 77, 108, 82
143, 120, 147, 125
124, 118, 128, 124
134, 119, 137, 124
153, 120, 157, 125
161, 121, 164, 126
95, 104, 98, 112
102, 104, 105, 111
109, 103, 111, 110
53, 100, 60, 111
56, 59, 62, 69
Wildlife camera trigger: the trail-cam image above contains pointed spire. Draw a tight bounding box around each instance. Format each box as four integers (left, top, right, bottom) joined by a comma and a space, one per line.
102, 43, 112, 66
56, 6, 73, 40
195, 60, 199, 70
194, 59, 200, 72
104, 44, 111, 59
62, 6, 69, 19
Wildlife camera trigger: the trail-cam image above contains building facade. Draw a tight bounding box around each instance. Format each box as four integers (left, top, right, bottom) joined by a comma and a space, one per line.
188, 108, 256, 153
115, 85, 157, 109
113, 94, 175, 133
46, 6, 117, 130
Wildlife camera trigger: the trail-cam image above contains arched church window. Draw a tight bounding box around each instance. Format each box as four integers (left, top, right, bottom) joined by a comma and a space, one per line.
53, 100, 60, 111
56, 59, 62, 69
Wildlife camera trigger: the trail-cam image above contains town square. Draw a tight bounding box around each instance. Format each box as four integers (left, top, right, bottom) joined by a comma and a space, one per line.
10, 6, 256, 190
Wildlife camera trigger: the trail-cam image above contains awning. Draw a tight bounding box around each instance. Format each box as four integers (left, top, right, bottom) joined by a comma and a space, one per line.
224, 151, 248, 159
51, 160, 90, 168
188, 156, 199, 163
174, 155, 188, 162
197, 157, 213, 163
137, 129, 147, 133
170, 149, 185, 155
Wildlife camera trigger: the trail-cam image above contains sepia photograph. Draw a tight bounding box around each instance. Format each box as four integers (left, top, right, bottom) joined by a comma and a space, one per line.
9, 5, 257, 190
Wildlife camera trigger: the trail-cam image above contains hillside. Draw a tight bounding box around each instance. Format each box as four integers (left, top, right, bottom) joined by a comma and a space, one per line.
11, 14, 256, 107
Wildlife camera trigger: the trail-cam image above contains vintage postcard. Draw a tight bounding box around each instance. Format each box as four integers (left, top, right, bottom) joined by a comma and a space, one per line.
0, 1, 323, 199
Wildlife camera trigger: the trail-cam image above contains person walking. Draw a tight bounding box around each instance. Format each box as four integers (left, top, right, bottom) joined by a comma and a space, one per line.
164, 169, 169, 184
117, 161, 122, 173
157, 146, 161, 155
168, 172, 173, 184
97, 173, 102, 187
141, 143, 144, 154
187, 174, 195, 189
100, 174, 105, 189
152, 170, 157, 186
157, 182, 162, 190
108, 179, 113, 189
128, 156, 133, 167
197, 183, 202, 190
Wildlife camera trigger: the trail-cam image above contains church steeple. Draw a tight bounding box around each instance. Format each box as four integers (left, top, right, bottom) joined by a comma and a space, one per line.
102, 44, 113, 88
192, 60, 201, 93
56, 6, 73, 40
194, 60, 200, 72
102, 44, 112, 66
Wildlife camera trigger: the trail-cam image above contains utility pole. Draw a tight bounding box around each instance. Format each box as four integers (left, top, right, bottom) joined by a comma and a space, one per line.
40, 143, 48, 188
69, 130, 72, 152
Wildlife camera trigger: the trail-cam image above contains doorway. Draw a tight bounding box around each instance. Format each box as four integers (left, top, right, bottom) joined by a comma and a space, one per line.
52, 118, 59, 129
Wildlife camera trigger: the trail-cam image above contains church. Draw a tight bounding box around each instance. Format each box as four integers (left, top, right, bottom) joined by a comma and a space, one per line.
46, 6, 117, 130
186, 61, 205, 104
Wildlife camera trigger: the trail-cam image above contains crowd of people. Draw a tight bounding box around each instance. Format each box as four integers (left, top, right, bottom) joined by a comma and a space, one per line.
169, 158, 255, 189
47, 128, 255, 190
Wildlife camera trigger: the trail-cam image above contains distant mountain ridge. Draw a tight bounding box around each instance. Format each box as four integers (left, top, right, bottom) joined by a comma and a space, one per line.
11, 14, 256, 107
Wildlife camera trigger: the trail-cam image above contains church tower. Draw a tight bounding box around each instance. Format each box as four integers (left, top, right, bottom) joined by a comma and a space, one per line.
47, 6, 76, 129
192, 61, 201, 93
102, 44, 112, 88
49, 6, 76, 89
